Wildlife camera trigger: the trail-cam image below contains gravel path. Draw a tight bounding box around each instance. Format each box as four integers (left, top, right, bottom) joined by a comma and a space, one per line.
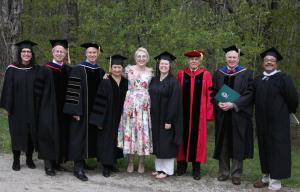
0, 153, 298, 192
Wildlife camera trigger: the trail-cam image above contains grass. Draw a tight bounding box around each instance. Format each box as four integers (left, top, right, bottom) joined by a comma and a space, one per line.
1, 112, 299, 188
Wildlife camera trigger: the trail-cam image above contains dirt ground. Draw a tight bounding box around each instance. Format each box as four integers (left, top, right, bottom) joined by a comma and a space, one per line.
0, 153, 298, 192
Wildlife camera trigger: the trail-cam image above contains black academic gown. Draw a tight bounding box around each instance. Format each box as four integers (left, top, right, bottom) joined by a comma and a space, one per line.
213, 68, 254, 161
149, 74, 183, 159
64, 64, 105, 160
254, 72, 298, 179
89, 75, 127, 165
34, 63, 71, 162
0, 64, 37, 152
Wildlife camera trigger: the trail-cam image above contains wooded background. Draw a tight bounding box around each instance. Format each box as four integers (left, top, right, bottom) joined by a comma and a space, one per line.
1, 0, 300, 144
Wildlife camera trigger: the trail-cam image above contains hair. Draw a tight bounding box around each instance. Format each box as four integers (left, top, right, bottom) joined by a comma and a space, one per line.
155, 59, 173, 77
134, 47, 149, 63
15, 47, 36, 65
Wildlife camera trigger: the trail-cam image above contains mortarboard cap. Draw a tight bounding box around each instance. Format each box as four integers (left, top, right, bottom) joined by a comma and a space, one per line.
107, 54, 127, 66
223, 45, 244, 56
260, 47, 283, 61
154, 51, 176, 62
50, 39, 68, 49
15, 40, 37, 49
184, 50, 206, 58
80, 42, 103, 52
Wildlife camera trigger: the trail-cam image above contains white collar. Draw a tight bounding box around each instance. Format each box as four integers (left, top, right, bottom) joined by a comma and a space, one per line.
52, 59, 63, 66
263, 70, 280, 77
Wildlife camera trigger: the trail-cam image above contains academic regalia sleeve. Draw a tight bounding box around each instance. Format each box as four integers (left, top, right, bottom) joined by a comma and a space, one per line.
165, 77, 183, 145
89, 80, 109, 127
205, 71, 214, 121
233, 70, 254, 114
0, 67, 14, 113
281, 74, 299, 113
63, 67, 84, 116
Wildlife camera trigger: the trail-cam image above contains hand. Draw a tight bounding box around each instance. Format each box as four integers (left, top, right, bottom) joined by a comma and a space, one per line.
103, 73, 109, 79
73, 115, 80, 121
218, 102, 234, 111
165, 123, 171, 130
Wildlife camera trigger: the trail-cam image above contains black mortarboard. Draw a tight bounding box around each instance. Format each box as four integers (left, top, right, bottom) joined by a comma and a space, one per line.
107, 54, 127, 66
80, 42, 103, 52
260, 47, 283, 61
154, 51, 176, 61
50, 39, 68, 49
223, 45, 244, 56
15, 40, 37, 49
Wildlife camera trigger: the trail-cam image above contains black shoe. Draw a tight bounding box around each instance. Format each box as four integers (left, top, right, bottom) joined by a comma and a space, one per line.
102, 169, 111, 177
217, 174, 229, 181
26, 160, 36, 169
232, 177, 241, 185
176, 169, 186, 176
12, 160, 20, 171
45, 168, 56, 176
192, 172, 201, 180
74, 171, 88, 181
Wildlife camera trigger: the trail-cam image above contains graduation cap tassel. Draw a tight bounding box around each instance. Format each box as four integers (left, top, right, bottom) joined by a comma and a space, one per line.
200, 53, 203, 61
109, 56, 112, 73
238, 48, 241, 56
98, 46, 101, 55
67, 47, 71, 64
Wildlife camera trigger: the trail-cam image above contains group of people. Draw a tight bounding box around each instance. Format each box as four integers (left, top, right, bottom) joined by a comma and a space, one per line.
0, 39, 298, 191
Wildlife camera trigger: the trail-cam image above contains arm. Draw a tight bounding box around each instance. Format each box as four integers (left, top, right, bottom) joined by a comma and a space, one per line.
0, 67, 14, 114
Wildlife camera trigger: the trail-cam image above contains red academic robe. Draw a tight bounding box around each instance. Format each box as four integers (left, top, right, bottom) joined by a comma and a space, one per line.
176, 67, 214, 163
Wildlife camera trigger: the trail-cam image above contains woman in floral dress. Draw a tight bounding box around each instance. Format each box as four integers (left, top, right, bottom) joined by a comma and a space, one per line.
118, 47, 153, 173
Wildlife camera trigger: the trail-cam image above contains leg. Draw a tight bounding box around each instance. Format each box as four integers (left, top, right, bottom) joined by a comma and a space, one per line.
231, 159, 243, 185
138, 155, 145, 173
74, 160, 88, 181
127, 154, 134, 173
102, 164, 111, 177
12, 150, 21, 171
176, 160, 187, 176
192, 162, 201, 180
26, 136, 36, 169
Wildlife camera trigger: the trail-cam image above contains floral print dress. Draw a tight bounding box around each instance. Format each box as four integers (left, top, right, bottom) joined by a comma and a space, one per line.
118, 65, 153, 155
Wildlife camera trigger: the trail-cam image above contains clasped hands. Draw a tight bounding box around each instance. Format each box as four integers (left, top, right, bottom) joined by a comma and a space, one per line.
218, 102, 234, 111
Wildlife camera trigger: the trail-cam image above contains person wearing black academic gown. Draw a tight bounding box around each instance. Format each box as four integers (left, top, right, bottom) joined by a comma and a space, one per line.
89, 54, 128, 177
213, 45, 253, 185
149, 51, 182, 179
64, 43, 105, 181
0, 40, 38, 171
34, 39, 72, 176
253, 48, 298, 191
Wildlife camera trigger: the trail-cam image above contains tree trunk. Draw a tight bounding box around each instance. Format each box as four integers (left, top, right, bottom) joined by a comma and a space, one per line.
0, 0, 23, 85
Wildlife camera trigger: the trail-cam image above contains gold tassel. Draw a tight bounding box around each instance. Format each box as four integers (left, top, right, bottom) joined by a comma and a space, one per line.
98, 46, 101, 55
200, 52, 203, 61
109, 56, 112, 73
67, 47, 71, 64
238, 48, 241, 56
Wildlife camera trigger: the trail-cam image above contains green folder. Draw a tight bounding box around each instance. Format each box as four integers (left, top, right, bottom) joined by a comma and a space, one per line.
214, 84, 240, 102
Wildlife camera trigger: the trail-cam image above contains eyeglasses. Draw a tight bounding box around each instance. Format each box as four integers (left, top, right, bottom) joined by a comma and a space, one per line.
21, 50, 32, 54
263, 59, 277, 63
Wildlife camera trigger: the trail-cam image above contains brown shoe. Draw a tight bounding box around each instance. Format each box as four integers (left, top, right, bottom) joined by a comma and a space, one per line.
232, 177, 241, 185
217, 174, 229, 181
253, 180, 268, 188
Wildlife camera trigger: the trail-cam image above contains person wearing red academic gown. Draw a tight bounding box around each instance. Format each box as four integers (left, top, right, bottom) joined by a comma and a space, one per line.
176, 50, 214, 180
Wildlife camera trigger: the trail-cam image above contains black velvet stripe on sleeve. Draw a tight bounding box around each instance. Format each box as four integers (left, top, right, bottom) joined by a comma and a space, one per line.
182, 73, 191, 159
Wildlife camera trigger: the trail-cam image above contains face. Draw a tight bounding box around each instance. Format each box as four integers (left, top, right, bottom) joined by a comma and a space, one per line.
111, 65, 123, 77
159, 59, 170, 75
188, 57, 201, 70
135, 51, 148, 66
225, 51, 239, 69
52, 45, 66, 63
86, 47, 98, 64
20, 48, 32, 64
263, 55, 278, 73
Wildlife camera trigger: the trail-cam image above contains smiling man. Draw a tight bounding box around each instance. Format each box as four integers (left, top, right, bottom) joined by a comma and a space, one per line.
213, 45, 254, 185
253, 47, 298, 191
63, 42, 105, 181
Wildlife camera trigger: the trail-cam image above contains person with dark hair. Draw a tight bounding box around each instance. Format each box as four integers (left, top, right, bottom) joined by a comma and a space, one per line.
213, 45, 253, 185
0, 40, 38, 171
90, 54, 128, 178
149, 51, 183, 179
253, 48, 298, 191
64, 42, 105, 181
176, 50, 214, 180
34, 39, 72, 177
